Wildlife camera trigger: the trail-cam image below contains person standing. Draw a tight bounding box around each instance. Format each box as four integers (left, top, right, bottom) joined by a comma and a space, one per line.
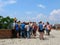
12, 20, 17, 38
20, 22, 25, 38
32, 22, 37, 38
29, 22, 33, 37
43, 23, 46, 34
15, 22, 20, 38
18, 21, 21, 38
25, 23, 30, 38
46, 22, 51, 35
38, 21, 44, 40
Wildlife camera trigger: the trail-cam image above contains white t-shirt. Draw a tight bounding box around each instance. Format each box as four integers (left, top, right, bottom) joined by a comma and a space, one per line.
13, 23, 16, 29
43, 24, 45, 29
25, 25, 30, 31
29, 23, 33, 27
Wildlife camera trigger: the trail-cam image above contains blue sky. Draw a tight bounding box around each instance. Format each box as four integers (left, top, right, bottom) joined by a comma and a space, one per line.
0, 0, 60, 24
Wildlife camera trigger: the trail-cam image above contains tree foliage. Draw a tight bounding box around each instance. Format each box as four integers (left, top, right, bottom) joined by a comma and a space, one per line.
0, 16, 14, 29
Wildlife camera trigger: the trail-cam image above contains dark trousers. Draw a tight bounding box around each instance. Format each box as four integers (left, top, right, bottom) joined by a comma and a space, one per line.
19, 28, 21, 37
25, 30, 27, 38
47, 30, 51, 35
12, 29, 17, 38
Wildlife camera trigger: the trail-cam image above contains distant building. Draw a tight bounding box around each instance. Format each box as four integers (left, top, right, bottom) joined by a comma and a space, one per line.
54, 24, 60, 29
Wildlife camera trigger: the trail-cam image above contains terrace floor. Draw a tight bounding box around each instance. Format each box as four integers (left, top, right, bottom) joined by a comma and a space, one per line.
0, 29, 60, 45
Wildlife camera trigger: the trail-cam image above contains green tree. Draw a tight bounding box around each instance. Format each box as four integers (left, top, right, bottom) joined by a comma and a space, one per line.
0, 16, 3, 29
0, 16, 14, 29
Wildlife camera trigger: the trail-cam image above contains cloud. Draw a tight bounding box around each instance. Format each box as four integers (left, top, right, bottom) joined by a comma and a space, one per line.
49, 9, 60, 24
30, 13, 47, 22
5, 0, 16, 4
36, 13, 47, 19
37, 4, 46, 9
29, 9, 60, 24
0, 0, 16, 11
50, 9, 60, 15
0, 0, 16, 7
36, 9, 60, 24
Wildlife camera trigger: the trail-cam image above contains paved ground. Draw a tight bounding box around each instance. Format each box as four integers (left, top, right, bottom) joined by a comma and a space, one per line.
0, 29, 60, 45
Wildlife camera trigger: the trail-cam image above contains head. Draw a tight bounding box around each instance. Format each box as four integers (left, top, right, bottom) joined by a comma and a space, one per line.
22, 22, 25, 24
18, 21, 20, 22
46, 22, 49, 25
14, 17, 17, 22
43, 23, 44, 24
39, 21, 42, 24
33, 22, 36, 25
29, 22, 32, 24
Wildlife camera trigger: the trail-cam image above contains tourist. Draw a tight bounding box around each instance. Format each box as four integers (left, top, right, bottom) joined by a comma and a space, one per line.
18, 21, 21, 38
43, 23, 46, 33
15, 22, 20, 38
25, 23, 30, 38
32, 22, 37, 38
12, 20, 17, 38
46, 22, 51, 35
20, 22, 25, 38
38, 21, 44, 40
29, 22, 33, 38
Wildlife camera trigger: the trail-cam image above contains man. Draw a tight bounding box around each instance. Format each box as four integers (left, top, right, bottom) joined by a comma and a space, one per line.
12, 21, 17, 38
20, 22, 25, 38
15, 22, 20, 38
29, 22, 33, 38
25, 23, 30, 38
18, 21, 21, 37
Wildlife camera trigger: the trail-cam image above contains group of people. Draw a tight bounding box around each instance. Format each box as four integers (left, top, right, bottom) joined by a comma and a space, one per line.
12, 20, 52, 40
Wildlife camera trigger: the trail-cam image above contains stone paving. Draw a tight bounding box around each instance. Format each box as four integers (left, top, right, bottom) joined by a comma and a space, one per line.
0, 30, 60, 45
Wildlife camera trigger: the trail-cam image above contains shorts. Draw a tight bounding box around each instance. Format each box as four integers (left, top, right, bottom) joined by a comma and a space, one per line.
39, 30, 44, 32
16, 30, 19, 33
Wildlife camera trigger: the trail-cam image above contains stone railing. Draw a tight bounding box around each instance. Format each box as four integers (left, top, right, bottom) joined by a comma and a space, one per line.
0, 29, 13, 38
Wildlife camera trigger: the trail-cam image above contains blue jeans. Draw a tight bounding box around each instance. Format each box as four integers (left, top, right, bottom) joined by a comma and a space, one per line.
21, 30, 25, 38
46, 29, 51, 35
27, 31, 30, 38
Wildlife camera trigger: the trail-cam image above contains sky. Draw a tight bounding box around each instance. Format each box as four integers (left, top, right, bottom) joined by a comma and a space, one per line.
0, 0, 60, 24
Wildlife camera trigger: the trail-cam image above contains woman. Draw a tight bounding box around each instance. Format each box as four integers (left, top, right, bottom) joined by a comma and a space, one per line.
46, 22, 51, 35
38, 21, 44, 40
32, 22, 37, 38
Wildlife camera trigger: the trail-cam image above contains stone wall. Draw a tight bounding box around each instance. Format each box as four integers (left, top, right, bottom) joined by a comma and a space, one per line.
0, 29, 12, 38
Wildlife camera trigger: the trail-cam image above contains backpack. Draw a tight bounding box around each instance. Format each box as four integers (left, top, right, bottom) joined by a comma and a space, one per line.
15, 24, 19, 30
39, 24, 43, 30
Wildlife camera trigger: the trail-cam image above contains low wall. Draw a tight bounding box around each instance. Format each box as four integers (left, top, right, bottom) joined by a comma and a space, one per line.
0, 29, 12, 38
